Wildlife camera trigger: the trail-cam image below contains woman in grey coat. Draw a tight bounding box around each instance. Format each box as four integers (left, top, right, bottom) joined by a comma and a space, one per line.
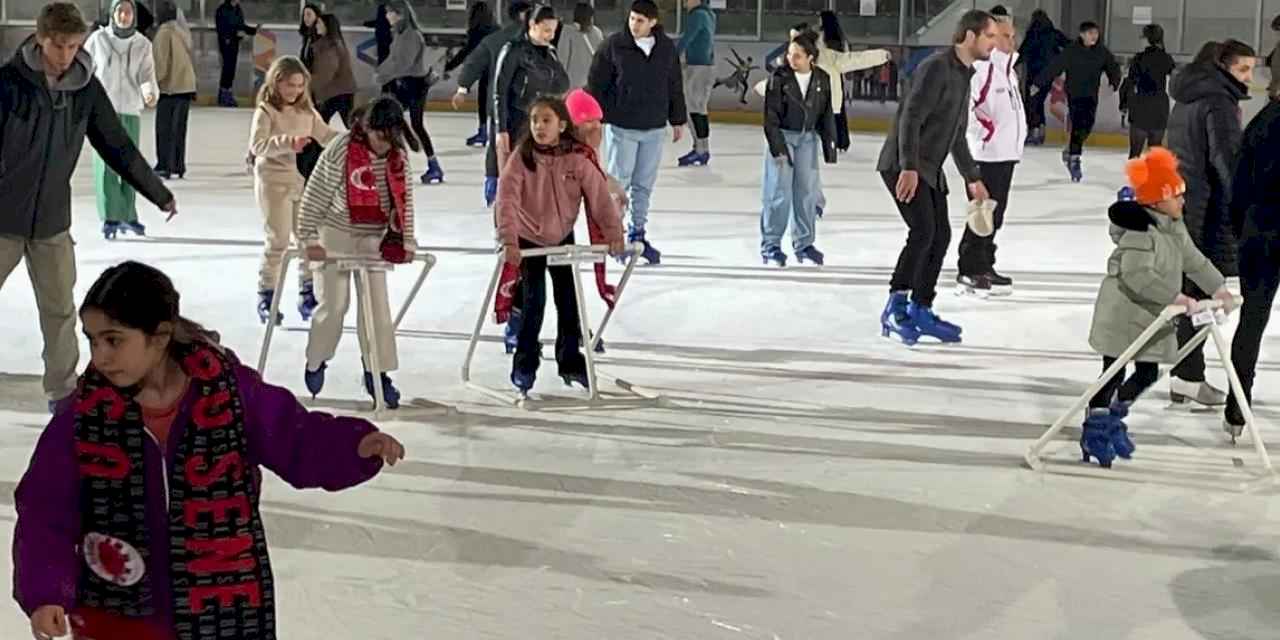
375, 0, 443, 184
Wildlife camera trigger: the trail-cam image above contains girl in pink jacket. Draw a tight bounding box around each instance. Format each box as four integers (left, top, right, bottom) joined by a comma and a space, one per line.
495, 95, 625, 395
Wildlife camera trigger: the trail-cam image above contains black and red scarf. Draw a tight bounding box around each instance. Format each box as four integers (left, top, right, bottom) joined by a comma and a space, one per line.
74, 345, 276, 640
346, 135, 412, 263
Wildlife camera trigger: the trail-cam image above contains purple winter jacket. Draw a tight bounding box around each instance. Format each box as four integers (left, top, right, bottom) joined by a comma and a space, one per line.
11, 360, 384, 629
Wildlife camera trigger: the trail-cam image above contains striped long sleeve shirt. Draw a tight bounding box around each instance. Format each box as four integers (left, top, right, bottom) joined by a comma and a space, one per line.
297, 133, 417, 249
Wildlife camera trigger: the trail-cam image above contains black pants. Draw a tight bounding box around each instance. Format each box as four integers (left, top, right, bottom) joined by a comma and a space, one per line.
957, 161, 1016, 276
477, 72, 490, 130
835, 107, 850, 151
883, 171, 949, 306
1227, 231, 1280, 425
513, 233, 586, 377
392, 77, 435, 157
1067, 96, 1098, 155
1090, 356, 1160, 409
1024, 81, 1046, 129
155, 93, 193, 175
1171, 277, 1211, 382
1128, 127, 1164, 159
319, 93, 354, 128
218, 41, 239, 90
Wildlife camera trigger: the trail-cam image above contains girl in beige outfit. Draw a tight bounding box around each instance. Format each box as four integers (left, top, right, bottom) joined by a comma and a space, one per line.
249, 55, 336, 324
152, 0, 196, 179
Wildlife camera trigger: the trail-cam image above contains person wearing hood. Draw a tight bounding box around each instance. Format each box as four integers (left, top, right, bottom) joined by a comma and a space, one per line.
1164, 38, 1255, 408
1119, 23, 1176, 158
151, 0, 195, 180
1032, 20, 1121, 182
0, 2, 174, 413
84, 0, 160, 240
492, 5, 570, 170
215, 0, 258, 107
375, 0, 444, 185
1017, 9, 1068, 145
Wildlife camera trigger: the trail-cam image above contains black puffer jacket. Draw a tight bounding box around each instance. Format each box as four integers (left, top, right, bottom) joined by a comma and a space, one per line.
1167, 63, 1248, 275
492, 35, 569, 136
763, 66, 837, 164
587, 26, 687, 131
1232, 99, 1280, 236
1119, 45, 1176, 130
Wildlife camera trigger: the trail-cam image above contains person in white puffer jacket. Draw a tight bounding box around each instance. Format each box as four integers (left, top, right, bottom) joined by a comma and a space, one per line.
84, 0, 159, 239
955, 7, 1025, 297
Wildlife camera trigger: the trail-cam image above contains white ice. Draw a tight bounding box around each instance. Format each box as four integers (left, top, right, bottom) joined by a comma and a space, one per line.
1, 108, 1278, 639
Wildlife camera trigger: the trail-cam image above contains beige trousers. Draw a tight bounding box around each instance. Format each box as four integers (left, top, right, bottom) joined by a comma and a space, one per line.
256, 180, 311, 292
0, 232, 79, 401
305, 228, 398, 372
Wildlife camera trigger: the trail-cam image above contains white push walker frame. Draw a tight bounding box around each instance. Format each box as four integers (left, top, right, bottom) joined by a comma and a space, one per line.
460, 242, 662, 409
257, 248, 438, 414
1025, 297, 1274, 478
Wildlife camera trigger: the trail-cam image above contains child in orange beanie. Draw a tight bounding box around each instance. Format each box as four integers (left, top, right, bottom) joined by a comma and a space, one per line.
1082, 147, 1235, 467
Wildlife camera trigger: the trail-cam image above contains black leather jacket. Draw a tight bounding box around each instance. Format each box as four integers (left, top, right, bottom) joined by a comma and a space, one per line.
763, 66, 837, 164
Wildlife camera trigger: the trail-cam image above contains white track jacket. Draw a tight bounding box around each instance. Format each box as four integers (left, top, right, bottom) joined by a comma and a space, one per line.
967, 49, 1025, 163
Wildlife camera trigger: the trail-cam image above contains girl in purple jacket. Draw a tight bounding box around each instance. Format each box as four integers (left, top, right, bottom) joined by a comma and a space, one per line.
14, 261, 406, 640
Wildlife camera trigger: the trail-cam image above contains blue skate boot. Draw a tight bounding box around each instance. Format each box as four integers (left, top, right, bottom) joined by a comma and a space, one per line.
465, 127, 488, 147
1108, 401, 1136, 459
504, 308, 523, 354
511, 370, 536, 396
363, 370, 401, 409
795, 245, 824, 266
421, 158, 444, 185
1067, 154, 1083, 183
1117, 185, 1136, 202
676, 150, 710, 167
1081, 408, 1117, 468
907, 301, 962, 343
304, 362, 326, 398
881, 292, 920, 346
626, 227, 661, 265
761, 245, 787, 267
102, 221, 121, 240
297, 282, 318, 321
257, 290, 283, 325
484, 175, 498, 207
124, 221, 146, 236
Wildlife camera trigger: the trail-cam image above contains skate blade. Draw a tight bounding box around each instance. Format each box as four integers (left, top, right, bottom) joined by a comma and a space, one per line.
954, 285, 990, 299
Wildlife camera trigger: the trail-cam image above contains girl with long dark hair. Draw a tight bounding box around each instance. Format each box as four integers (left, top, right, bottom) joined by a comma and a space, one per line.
310, 13, 357, 127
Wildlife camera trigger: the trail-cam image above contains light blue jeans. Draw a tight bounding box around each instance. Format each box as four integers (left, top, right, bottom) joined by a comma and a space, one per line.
605, 125, 666, 232
760, 129, 821, 252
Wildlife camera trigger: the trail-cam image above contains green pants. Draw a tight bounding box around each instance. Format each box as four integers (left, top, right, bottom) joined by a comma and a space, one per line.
94, 112, 141, 223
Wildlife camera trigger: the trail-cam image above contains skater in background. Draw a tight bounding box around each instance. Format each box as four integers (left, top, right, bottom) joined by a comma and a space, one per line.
764, 22, 808, 72
759, 32, 836, 268
955, 8, 1022, 297
84, 0, 158, 240
214, 0, 257, 107
1082, 148, 1233, 467
876, 10, 993, 346
811, 24, 890, 213
310, 13, 357, 127
249, 55, 336, 325
15, 260, 404, 640
675, 0, 716, 167
151, 0, 195, 181
492, 4, 570, 170
1166, 38, 1255, 408
1119, 23, 1175, 158
1224, 96, 1280, 439
0, 2, 174, 413
443, 1, 499, 146
1031, 20, 1121, 182
298, 2, 321, 70
587, 0, 687, 265
495, 96, 624, 395
557, 3, 598, 89
375, 0, 444, 185
1017, 9, 1068, 145
364, 2, 393, 67
298, 97, 419, 410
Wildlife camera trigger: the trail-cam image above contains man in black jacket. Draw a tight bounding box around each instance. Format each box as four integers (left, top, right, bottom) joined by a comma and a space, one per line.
0, 2, 174, 411
1033, 20, 1121, 182
876, 9, 993, 346
587, 0, 687, 265
215, 0, 258, 107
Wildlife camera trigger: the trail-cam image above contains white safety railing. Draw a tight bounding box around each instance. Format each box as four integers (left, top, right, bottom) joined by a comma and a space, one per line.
1025, 298, 1273, 478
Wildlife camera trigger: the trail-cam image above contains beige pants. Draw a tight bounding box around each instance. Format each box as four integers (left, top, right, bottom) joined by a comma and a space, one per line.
305, 228, 398, 372
0, 232, 79, 401
256, 180, 311, 292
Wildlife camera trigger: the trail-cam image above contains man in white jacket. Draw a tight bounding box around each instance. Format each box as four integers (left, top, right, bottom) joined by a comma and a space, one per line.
956, 8, 1023, 297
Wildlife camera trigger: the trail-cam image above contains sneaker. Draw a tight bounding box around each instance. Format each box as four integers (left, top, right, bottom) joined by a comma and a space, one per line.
794, 245, 824, 265
1170, 378, 1228, 407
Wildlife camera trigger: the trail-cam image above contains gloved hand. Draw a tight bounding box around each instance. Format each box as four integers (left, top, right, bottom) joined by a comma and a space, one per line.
493, 262, 520, 324
1174, 292, 1201, 315
1212, 286, 1237, 314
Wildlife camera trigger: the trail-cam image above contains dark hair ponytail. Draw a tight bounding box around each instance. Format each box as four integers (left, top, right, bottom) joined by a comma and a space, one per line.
80, 261, 221, 358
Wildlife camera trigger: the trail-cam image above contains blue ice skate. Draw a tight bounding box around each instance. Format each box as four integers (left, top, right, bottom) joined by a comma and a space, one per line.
795, 245, 824, 266
124, 221, 146, 236
1067, 155, 1083, 182
257, 290, 283, 325
511, 370, 536, 396
102, 221, 121, 240
304, 362, 326, 398
676, 150, 710, 167
626, 228, 661, 265
1081, 408, 1117, 467
504, 308, 523, 354
297, 282, 318, 321
465, 128, 488, 148
761, 245, 787, 267
363, 370, 401, 409
421, 158, 444, 185
484, 175, 498, 207
907, 302, 962, 343
1108, 401, 1136, 459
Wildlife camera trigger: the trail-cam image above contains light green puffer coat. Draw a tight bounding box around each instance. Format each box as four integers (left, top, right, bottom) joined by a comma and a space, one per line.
1088, 200, 1225, 362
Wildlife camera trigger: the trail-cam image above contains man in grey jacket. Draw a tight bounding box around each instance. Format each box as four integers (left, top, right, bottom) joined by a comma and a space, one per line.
877, 9, 994, 346
0, 2, 175, 411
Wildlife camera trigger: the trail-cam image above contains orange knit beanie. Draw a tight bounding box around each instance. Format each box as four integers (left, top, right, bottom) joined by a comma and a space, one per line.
1125, 147, 1186, 205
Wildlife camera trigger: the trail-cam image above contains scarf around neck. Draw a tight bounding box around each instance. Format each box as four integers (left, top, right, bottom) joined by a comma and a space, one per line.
346, 135, 407, 230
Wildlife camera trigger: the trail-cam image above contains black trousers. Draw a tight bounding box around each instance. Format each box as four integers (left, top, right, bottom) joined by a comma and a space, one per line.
1129, 127, 1165, 159
392, 77, 436, 157
957, 161, 1016, 276
1171, 277, 1211, 382
883, 171, 950, 306
1024, 81, 1046, 129
835, 107, 850, 150
1067, 96, 1099, 155
155, 93, 193, 175
1091, 356, 1160, 409
476, 72, 490, 129
319, 93, 354, 128
218, 41, 238, 90
513, 233, 586, 377
1227, 232, 1280, 425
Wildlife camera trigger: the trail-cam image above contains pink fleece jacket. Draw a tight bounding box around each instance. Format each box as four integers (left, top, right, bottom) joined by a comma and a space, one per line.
495, 147, 624, 248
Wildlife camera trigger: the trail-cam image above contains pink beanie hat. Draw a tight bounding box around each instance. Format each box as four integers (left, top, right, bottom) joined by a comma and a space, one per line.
565, 88, 603, 125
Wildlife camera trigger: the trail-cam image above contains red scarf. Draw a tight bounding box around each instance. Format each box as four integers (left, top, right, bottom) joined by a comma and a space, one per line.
346, 136, 407, 229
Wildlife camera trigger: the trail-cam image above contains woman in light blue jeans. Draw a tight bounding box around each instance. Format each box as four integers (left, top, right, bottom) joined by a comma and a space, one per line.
760, 33, 837, 267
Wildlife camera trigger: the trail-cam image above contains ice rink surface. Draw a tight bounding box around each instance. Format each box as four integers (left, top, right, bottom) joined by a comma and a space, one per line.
1, 108, 1279, 639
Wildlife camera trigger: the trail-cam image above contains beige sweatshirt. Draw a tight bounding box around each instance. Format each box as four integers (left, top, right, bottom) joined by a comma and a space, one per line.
249, 101, 337, 185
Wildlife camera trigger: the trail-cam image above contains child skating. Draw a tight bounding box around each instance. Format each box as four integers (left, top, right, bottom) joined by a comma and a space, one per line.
297, 97, 419, 410
1082, 148, 1234, 467
249, 55, 337, 325
495, 95, 625, 395
15, 260, 404, 640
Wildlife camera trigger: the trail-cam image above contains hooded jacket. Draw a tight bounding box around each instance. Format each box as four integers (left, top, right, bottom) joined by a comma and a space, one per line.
492, 34, 569, 135
1231, 98, 1280, 237
675, 4, 716, 66
496, 145, 623, 249
967, 48, 1025, 163
763, 65, 837, 164
12, 357, 384, 628
587, 26, 687, 131
1035, 39, 1121, 101
152, 10, 196, 95
83, 25, 158, 116
1166, 63, 1247, 275
375, 20, 430, 85
0, 37, 171, 240
1089, 201, 1224, 362
1118, 45, 1175, 130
